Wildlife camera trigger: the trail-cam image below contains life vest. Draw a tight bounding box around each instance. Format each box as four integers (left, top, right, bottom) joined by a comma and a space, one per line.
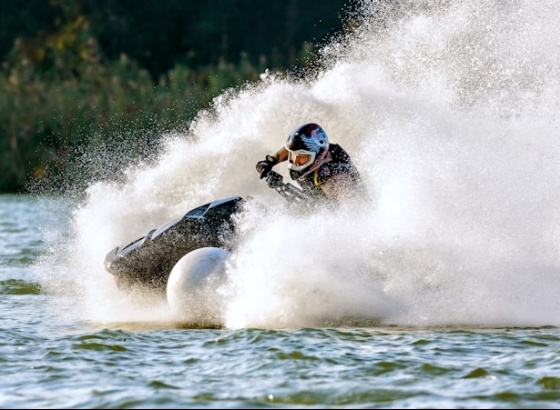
295, 144, 365, 201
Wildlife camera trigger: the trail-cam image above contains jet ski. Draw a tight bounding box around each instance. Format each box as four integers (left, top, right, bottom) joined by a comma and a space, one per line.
104, 171, 310, 294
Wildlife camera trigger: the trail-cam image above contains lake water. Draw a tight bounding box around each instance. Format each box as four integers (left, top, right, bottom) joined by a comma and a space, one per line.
2, 193, 560, 408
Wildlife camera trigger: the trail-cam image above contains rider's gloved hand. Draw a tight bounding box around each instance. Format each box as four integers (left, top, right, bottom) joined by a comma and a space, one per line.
255, 155, 278, 179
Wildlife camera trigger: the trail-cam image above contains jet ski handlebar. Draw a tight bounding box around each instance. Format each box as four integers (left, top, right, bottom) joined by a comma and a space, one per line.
265, 171, 311, 203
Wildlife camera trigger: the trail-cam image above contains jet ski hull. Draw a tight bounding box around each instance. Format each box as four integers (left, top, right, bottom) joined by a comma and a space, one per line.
104, 196, 244, 293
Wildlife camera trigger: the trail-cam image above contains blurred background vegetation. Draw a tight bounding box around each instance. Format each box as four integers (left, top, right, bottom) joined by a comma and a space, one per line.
0, 0, 353, 193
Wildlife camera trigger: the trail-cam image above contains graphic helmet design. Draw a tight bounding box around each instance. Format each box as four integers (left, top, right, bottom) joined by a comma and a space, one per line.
285, 123, 330, 180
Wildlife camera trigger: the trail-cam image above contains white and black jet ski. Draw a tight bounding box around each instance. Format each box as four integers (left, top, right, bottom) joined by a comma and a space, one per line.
103, 171, 310, 294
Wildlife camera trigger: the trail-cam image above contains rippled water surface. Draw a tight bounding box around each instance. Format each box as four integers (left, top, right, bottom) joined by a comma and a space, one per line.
1, 194, 559, 409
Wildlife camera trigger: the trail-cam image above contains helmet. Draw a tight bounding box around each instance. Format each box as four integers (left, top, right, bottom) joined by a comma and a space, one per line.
285, 123, 330, 180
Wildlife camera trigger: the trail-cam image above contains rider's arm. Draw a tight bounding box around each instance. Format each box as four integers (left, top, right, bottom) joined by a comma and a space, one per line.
257, 147, 289, 179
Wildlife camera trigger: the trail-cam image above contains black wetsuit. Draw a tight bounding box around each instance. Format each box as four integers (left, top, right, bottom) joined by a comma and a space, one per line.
294, 144, 366, 202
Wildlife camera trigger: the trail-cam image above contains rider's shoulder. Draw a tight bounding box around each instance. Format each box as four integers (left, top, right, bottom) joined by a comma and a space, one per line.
329, 143, 350, 161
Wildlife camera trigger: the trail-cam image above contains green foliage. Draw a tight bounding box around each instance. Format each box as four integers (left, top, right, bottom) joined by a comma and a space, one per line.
0, 0, 351, 193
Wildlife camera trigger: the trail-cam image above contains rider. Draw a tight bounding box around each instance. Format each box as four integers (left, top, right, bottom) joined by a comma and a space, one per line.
255, 123, 367, 203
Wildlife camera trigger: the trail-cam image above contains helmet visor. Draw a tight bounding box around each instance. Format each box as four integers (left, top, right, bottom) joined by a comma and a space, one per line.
287, 150, 315, 172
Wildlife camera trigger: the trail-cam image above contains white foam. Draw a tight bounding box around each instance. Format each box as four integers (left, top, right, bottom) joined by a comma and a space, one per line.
36, 0, 560, 328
